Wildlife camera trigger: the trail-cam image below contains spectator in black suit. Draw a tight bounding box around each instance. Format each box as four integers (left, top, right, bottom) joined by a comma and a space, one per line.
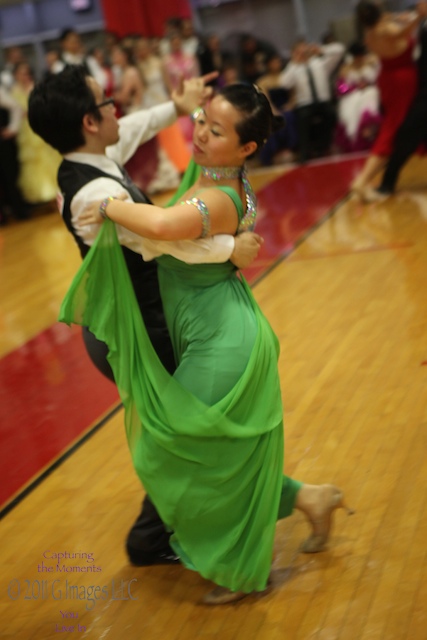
238, 34, 277, 84
197, 34, 231, 86
0, 86, 29, 224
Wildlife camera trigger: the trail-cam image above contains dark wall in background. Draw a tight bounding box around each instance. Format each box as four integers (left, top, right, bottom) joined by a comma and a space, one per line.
0, 0, 104, 76
0, 0, 104, 43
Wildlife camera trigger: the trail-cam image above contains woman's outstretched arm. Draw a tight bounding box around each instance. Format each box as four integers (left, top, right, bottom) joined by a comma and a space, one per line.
78, 189, 239, 240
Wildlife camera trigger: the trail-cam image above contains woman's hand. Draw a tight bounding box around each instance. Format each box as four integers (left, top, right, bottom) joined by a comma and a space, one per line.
78, 193, 128, 226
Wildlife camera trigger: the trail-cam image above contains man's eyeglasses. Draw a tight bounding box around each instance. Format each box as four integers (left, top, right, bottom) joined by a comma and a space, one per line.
94, 97, 115, 110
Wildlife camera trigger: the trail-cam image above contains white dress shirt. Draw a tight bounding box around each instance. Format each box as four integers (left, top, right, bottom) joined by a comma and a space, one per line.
52, 52, 86, 75
86, 56, 110, 91
279, 43, 345, 107
65, 104, 234, 263
0, 66, 14, 91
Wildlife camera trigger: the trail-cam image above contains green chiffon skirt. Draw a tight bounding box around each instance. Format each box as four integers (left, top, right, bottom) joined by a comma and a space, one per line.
59, 165, 300, 593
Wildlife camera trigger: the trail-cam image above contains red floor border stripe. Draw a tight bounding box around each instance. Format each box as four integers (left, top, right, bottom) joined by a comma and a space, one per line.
243, 156, 365, 284
0, 324, 119, 507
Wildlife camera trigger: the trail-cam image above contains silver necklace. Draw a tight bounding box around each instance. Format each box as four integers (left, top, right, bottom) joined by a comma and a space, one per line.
200, 165, 257, 231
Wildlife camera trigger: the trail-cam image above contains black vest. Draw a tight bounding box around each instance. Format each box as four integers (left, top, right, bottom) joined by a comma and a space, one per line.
57, 159, 168, 337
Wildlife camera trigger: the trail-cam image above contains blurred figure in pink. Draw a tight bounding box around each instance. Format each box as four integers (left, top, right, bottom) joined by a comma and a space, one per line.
335, 42, 381, 152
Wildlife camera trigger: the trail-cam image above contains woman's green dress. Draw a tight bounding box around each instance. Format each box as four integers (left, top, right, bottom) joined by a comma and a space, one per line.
59, 169, 301, 594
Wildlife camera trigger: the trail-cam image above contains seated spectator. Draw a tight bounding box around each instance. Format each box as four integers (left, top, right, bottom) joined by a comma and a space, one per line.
335, 42, 381, 152
278, 40, 345, 163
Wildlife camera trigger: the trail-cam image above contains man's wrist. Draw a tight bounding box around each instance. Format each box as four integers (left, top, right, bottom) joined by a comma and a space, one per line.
190, 107, 204, 123
174, 100, 197, 117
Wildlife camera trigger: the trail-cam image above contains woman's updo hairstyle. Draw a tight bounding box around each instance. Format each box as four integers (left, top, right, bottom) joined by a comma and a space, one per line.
356, 1, 383, 28
218, 83, 283, 157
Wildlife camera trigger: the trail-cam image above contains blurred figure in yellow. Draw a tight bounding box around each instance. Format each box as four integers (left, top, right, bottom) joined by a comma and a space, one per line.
11, 62, 61, 205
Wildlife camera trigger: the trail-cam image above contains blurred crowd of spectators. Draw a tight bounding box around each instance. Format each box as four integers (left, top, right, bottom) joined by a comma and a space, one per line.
0, 16, 383, 224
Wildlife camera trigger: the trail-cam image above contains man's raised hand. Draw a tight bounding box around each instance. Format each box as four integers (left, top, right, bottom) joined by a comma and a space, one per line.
172, 72, 219, 116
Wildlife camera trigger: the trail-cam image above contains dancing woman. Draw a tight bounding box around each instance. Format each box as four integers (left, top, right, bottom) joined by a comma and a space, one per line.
351, 1, 420, 199
61, 84, 352, 605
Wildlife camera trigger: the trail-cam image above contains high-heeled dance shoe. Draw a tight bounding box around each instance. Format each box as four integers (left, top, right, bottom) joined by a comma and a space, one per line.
348, 184, 368, 203
202, 586, 248, 605
298, 484, 354, 553
202, 577, 273, 605
349, 184, 391, 205
360, 187, 391, 204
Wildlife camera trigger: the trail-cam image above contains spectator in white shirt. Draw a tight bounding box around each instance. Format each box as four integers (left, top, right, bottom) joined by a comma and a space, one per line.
0, 46, 25, 90
278, 40, 345, 162
51, 28, 87, 74
181, 18, 200, 57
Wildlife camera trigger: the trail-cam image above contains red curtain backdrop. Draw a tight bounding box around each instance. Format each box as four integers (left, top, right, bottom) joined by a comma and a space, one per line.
100, 0, 192, 38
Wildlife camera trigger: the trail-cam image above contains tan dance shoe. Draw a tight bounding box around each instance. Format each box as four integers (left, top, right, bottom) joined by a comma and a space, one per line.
297, 484, 354, 553
202, 586, 248, 605
360, 187, 391, 204
202, 576, 273, 605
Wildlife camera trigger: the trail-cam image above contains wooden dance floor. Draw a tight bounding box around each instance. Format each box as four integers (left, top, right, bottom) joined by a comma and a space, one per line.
1, 153, 427, 639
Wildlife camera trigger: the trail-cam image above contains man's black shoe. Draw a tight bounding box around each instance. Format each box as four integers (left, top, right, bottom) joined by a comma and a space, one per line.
127, 546, 181, 567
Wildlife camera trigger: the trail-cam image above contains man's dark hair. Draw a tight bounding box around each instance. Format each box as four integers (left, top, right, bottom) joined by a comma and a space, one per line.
28, 65, 102, 154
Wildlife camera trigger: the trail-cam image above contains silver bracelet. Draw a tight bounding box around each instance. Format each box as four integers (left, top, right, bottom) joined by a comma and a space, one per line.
190, 106, 204, 124
99, 196, 115, 220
